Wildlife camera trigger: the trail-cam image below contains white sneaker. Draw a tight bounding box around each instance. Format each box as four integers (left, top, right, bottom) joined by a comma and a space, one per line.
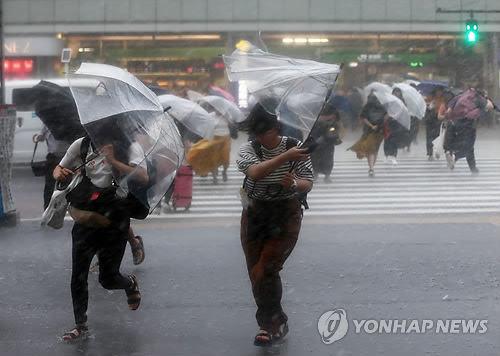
391, 158, 398, 165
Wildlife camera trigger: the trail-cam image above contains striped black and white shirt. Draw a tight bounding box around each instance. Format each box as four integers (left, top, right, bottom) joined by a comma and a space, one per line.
237, 136, 313, 201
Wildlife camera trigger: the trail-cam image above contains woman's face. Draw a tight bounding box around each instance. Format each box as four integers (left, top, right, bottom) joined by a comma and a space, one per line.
255, 125, 279, 145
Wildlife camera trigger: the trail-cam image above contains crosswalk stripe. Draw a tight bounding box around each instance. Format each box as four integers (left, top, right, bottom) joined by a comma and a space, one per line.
153, 158, 500, 219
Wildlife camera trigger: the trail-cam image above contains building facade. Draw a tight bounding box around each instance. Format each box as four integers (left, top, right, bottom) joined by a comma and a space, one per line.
4, 0, 500, 100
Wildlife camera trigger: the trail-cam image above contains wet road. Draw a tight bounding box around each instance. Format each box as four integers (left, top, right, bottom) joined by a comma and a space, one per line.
0, 218, 498, 356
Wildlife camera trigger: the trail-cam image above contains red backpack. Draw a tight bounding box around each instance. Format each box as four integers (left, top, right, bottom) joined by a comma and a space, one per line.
449, 89, 483, 121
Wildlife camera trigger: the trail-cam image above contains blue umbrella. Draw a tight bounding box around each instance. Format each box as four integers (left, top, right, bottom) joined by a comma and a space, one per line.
416, 80, 448, 97
327, 94, 354, 118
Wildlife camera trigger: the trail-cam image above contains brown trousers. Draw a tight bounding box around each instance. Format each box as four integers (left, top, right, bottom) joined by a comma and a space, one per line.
240, 199, 302, 333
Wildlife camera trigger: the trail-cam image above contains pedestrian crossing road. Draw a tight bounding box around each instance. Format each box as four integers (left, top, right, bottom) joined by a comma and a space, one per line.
151, 158, 500, 219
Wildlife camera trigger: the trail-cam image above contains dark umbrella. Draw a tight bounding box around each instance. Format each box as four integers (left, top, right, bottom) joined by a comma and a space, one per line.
32, 80, 85, 142
416, 80, 448, 97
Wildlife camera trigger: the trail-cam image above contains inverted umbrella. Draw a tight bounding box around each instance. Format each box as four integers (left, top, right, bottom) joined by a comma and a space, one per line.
157, 94, 218, 140
223, 41, 342, 135
392, 83, 426, 119
68, 63, 184, 213
199, 95, 245, 123
31, 80, 86, 142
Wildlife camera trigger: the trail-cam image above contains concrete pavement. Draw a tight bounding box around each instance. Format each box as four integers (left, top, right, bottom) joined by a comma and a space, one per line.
0, 219, 498, 356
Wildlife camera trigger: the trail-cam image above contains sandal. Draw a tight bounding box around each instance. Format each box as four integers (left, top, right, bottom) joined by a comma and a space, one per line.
254, 330, 273, 347
274, 323, 289, 342
125, 275, 141, 311
132, 236, 145, 265
62, 325, 88, 341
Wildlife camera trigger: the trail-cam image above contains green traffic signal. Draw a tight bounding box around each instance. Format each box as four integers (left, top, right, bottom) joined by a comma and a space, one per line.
465, 19, 478, 43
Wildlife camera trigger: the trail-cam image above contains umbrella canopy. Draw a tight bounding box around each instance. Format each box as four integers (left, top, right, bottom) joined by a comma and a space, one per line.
186, 90, 204, 102
392, 83, 426, 119
68, 63, 184, 213
416, 80, 448, 97
372, 91, 411, 130
363, 82, 392, 99
31, 80, 86, 142
199, 95, 245, 123
157, 94, 217, 140
207, 85, 236, 103
223, 41, 342, 134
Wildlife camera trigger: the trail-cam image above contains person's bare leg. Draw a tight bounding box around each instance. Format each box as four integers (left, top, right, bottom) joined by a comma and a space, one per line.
368, 154, 376, 176
222, 163, 229, 182
128, 227, 145, 265
212, 169, 218, 184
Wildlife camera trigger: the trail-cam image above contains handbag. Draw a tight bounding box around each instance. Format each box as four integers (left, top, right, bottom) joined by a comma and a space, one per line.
432, 122, 446, 157
31, 142, 48, 177
65, 174, 117, 211
41, 172, 83, 229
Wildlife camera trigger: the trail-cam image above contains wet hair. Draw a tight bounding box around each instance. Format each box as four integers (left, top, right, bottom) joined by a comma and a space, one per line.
84, 115, 132, 166
321, 103, 339, 118
243, 102, 279, 135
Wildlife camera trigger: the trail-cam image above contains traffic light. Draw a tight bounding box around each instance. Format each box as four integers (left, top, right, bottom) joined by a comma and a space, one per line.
465, 19, 478, 43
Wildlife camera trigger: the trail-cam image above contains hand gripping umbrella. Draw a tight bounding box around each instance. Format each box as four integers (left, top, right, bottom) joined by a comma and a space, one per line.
392, 83, 426, 120
68, 63, 184, 213
157, 94, 218, 140
223, 41, 342, 144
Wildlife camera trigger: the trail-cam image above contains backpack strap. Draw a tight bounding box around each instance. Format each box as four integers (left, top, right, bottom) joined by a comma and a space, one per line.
243, 136, 309, 209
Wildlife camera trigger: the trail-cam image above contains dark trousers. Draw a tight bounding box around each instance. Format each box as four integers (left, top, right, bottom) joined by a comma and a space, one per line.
425, 114, 441, 156
240, 199, 302, 333
384, 137, 398, 157
450, 119, 477, 170
71, 217, 131, 325
43, 153, 64, 210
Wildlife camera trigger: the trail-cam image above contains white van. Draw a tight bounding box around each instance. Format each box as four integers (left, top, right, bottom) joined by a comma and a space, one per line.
6, 78, 73, 165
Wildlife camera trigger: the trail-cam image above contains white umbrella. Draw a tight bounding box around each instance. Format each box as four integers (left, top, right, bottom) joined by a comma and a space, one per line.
223, 41, 342, 134
372, 91, 411, 130
157, 94, 217, 140
68, 63, 184, 213
392, 83, 426, 119
364, 82, 392, 99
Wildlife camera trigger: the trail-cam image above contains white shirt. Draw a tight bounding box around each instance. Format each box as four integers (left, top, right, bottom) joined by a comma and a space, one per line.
59, 137, 146, 190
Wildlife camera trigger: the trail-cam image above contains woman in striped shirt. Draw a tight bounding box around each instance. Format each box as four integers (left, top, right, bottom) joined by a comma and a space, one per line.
237, 103, 313, 346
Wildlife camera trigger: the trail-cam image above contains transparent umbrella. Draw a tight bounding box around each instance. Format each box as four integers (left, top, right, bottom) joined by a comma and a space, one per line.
364, 82, 410, 129
392, 83, 426, 119
199, 95, 245, 123
157, 94, 218, 140
68, 63, 184, 213
223, 41, 342, 135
